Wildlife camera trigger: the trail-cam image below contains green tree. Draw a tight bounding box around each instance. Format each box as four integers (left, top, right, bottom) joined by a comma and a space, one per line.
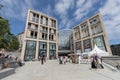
0, 16, 19, 51
10, 35, 19, 51
0, 16, 10, 49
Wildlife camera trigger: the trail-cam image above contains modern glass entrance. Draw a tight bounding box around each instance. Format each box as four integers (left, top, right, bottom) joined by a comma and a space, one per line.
24, 40, 36, 61
49, 43, 56, 59
38, 42, 47, 57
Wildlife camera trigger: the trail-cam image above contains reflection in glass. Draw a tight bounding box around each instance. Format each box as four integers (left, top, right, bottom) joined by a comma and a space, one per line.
39, 42, 47, 57
24, 41, 36, 61
49, 43, 56, 59
58, 30, 72, 50
83, 39, 91, 52
93, 36, 106, 50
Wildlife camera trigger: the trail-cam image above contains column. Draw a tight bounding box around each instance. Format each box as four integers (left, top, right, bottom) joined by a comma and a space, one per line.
99, 13, 112, 55
20, 40, 26, 61
87, 20, 93, 49
81, 40, 84, 53
47, 42, 49, 59
56, 42, 58, 59
35, 41, 39, 60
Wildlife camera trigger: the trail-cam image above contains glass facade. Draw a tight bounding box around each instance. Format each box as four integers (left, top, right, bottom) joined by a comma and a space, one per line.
83, 39, 91, 52
75, 41, 82, 54
24, 41, 36, 61
38, 42, 47, 57
58, 30, 72, 50
49, 43, 56, 59
93, 36, 106, 50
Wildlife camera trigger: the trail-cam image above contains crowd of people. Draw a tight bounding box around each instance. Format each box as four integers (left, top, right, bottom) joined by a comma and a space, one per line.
58, 56, 72, 64
1, 49, 104, 70
57, 54, 104, 70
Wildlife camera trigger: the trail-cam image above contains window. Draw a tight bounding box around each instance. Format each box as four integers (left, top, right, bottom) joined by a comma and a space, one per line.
35, 25, 38, 30
32, 13, 39, 23
32, 14, 35, 22
52, 35, 53, 40
49, 34, 54, 41
76, 41, 81, 50
30, 31, 37, 39
46, 18, 48, 25
24, 41, 36, 61
49, 43, 56, 59
39, 42, 47, 57
31, 31, 34, 37
35, 32, 37, 38
51, 20, 56, 27
83, 39, 91, 52
93, 36, 106, 50
28, 23, 31, 29
41, 16, 43, 24
42, 33, 47, 40
36, 15, 39, 23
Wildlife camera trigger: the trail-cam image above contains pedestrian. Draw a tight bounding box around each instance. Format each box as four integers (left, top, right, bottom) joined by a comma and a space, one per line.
91, 56, 97, 69
41, 55, 44, 65
62, 56, 66, 64
79, 56, 82, 64
58, 56, 62, 64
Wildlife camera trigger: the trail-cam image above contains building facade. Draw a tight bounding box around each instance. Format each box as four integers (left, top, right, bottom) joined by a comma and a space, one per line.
111, 44, 120, 56
21, 10, 58, 61
58, 29, 72, 56
73, 13, 112, 55
17, 32, 24, 52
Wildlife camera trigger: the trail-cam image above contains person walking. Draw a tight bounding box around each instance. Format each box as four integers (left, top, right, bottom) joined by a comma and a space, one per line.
91, 57, 97, 69
41, 55, 44, 65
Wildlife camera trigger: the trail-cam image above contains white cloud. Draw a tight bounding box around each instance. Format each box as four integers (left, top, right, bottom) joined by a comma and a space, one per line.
42, 5, 53, 17
55, 0, 74, 29
99, 0, 120, 41
1, 0, 37, 21
74, 0, 97, 20
55, 0, 74, 15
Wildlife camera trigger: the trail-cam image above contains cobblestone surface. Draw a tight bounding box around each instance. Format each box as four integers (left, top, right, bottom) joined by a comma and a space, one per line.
2, 60, 120, 80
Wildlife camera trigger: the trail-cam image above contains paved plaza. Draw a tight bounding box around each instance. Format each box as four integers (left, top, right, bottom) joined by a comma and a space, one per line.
2, 60, 120, 80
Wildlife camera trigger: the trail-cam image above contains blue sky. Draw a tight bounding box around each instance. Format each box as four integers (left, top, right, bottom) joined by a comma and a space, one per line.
0, 0, 120, 45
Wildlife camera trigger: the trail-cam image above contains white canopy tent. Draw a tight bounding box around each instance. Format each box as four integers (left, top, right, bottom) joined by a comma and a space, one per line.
88, 45, 109, 57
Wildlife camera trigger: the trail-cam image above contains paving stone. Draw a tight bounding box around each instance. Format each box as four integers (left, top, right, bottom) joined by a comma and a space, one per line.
2, 60, 120, 80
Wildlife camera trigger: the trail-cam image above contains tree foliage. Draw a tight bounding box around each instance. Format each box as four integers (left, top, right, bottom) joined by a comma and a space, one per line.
0, 16, 19, 51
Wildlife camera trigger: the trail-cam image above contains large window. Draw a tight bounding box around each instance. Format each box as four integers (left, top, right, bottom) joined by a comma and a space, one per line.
40, 16, 43, 24
51, 19, 56, 28
75, 32, 80, 40
49, 34, 54, 41
58, 30, 71, 50
83, 39, 91, 52
75, 41, 82, 54
24, 41, 36, 61
42, 33, 47, 40
30, 31, 37, 39
93, 36, 106, 50
32, 13, 39, 23
49, 43, 56, 59
46, 18, 48, 26
38, 42, 47, 57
